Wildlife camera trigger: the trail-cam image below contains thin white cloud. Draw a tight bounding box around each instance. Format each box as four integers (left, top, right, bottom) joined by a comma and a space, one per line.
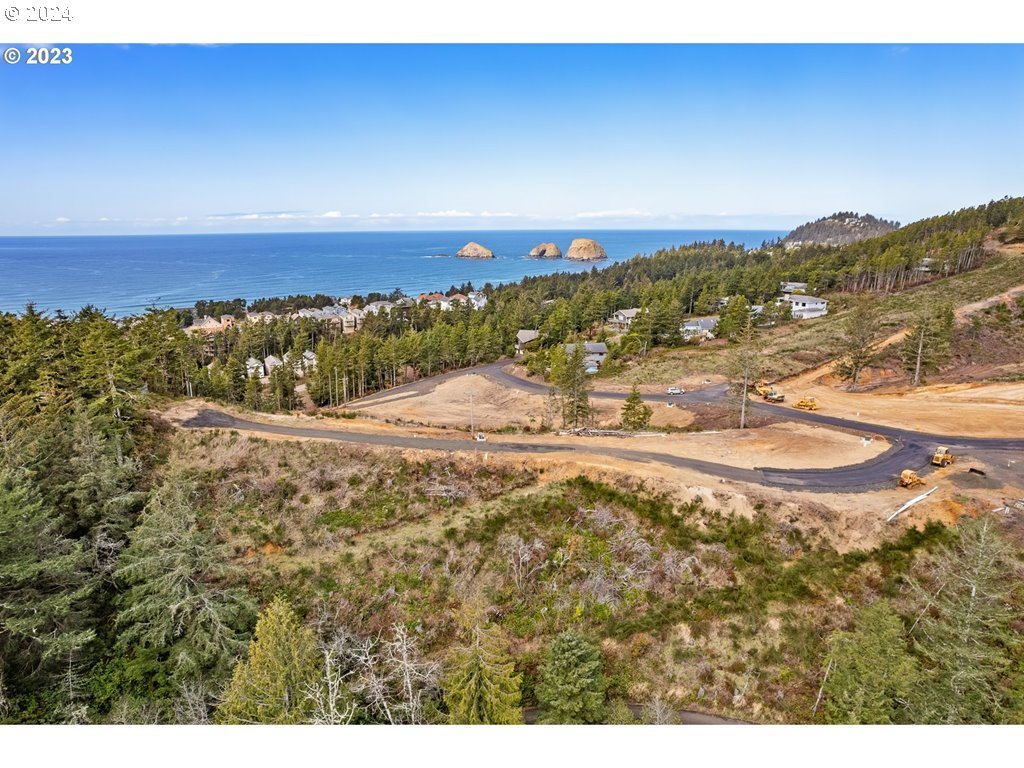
55, 216, 71, 223
368, 212, 406, 218
415, 209, 474, 218
480, 210, 518, 217
319, 211, 360, 219
575, 208, 654, 219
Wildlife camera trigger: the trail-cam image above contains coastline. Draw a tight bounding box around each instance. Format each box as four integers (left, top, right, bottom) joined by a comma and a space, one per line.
0, 228, 784, 316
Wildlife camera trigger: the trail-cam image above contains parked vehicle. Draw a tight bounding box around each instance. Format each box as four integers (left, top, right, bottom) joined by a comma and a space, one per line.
666, 386, 685, 395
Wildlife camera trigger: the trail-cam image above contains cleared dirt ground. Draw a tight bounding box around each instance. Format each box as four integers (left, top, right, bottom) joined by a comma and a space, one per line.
778, 379, 1024, 438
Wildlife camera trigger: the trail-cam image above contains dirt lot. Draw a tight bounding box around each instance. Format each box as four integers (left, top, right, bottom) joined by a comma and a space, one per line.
779, 380, 1024, 438
354, 373, 700, 430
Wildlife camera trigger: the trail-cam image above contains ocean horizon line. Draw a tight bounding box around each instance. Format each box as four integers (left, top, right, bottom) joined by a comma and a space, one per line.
0, 227, 786, 241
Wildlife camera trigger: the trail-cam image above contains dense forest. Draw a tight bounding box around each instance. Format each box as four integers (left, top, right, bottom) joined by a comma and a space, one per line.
2, 195, 1023, 723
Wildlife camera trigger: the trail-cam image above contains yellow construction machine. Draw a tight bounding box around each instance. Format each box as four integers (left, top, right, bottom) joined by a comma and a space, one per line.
899, 469, 925, 488
793, 397, 819, 411
754, 379, 786, 403
931, 447, 954, 467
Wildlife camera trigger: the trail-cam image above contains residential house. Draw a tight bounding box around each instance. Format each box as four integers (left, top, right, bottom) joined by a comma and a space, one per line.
363, 300, 396, 316
263, 355, 283, 377
780, 294, 829, 320
417, 292, 453, 311
780, 281, 808, 294
467, 291, 488, 310
245, 357, 264, 378
680, 316, 719, 342
515, 329, 540, 355
185, 315, 227, 335
564, 342, 608, 374
344, 307, 366, 331
244, 311, 276, 325
302, 350, 318, 371
609, 307, 642, 330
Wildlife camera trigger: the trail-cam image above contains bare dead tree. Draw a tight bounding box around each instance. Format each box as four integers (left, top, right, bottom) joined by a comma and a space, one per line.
172, 680, 212, 724
305, 642, 358, 725
499, 534, 548, 595
642, 695, 680, 725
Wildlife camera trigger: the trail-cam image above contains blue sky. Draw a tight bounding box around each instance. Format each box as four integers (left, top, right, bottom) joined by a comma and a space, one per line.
0, 44, 1022, 235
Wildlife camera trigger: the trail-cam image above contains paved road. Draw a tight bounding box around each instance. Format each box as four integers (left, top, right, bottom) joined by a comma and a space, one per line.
180, 395, 1020, 493
349, 359, 1024, 453
181, 360, 1023, 492
521, 704, 746, 725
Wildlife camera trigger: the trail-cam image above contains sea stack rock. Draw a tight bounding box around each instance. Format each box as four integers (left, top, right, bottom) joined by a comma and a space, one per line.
528, 242, 562, 259
455, 241, 495, 259
565, 238, 607, 261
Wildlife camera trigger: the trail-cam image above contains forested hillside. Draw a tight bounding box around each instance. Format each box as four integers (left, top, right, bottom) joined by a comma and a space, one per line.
779, 212, 899, 248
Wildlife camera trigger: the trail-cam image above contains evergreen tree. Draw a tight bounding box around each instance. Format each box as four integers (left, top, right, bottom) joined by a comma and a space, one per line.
243, 374, 263, 411
715, 295, 752, 341
822, 601, 918, 723
536, 630, 606, 724
725, 317, 761, 429
908, 516, 1020, 723
549, 344, 592, 429
620, 385, 653, 431
443, 624, 522, 724
833, 299, 883, 389
0, 471, 95, 708
115, 477, 257, 690
900, 305, 955, 386
215, 596, 321, 724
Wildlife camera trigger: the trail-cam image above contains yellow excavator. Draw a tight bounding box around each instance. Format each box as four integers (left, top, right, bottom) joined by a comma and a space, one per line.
754, 379, 785, 403
931, 447, 954, 467
793, 397, 819, 411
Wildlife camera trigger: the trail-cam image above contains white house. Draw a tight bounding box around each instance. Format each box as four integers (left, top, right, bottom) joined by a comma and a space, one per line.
467, 291, 488, 310
565, 342, 608, 374
780, 294, 829, 320
681, 316, 719, 342
244, 311, 276, 325
363, 300, 395, 316
609, 307, 642, 330
245, 357, 264, 378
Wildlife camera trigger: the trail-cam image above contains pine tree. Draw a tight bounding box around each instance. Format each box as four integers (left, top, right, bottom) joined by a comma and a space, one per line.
115, 477, 257, 689
243, 374, 263, 411
620, 384, 653, 431
822, 601, 918, 723
900, 305, 955, 386
833, 299, 883, 389
725, 317, 761, 429
549, 344, 592, 429
908, 516, 1020, 723
715, 295, 752, 341
536, 630, 606, 724
215, 596, 321, 724
443, 624, 522, 724
0, 471, 96, 704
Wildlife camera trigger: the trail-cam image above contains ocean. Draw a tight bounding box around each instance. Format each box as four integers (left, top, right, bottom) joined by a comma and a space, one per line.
0, 229, 784, 316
